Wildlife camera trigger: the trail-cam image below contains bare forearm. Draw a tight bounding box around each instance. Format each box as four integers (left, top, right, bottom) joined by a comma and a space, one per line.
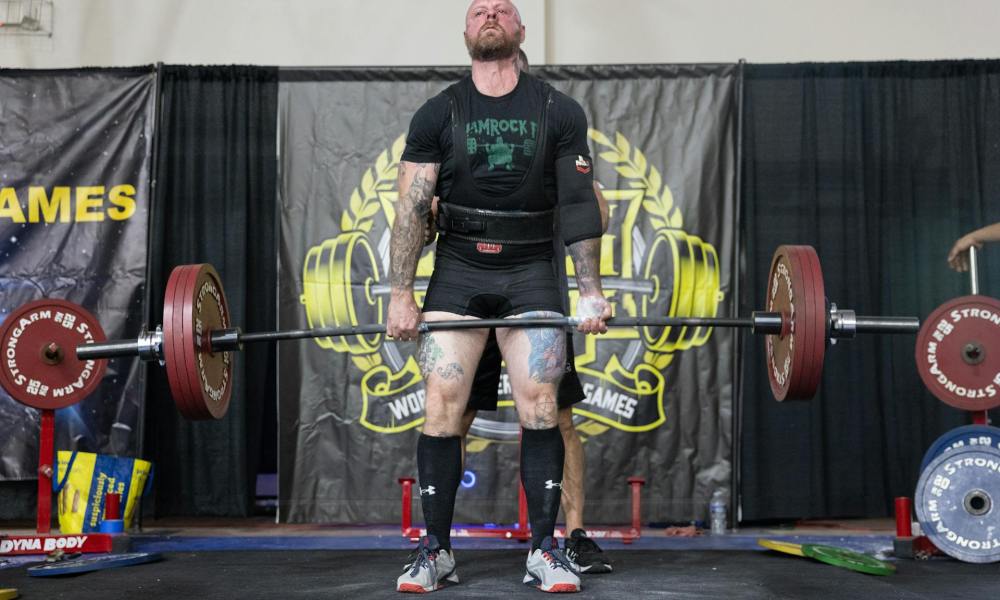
968, 222, 1000, 244
390, 163, 438, 290
568, 237, 603, 295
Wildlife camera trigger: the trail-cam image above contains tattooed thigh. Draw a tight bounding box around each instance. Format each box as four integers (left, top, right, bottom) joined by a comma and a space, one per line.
512, 311, 565, 384
417, 333, 467, 382
416, 334, 445, 378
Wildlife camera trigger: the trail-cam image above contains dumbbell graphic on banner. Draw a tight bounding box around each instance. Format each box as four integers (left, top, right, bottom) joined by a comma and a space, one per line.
299, 227, 724, 358
300, 231, 387, 355
637, 228, 723, 353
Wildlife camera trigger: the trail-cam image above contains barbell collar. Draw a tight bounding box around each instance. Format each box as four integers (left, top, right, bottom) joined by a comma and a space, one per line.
137, 325, 164, 363
828, 304, 856, 340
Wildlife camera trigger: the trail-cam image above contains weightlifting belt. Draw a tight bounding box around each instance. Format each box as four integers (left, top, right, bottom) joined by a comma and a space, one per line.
436, 202, 554, 244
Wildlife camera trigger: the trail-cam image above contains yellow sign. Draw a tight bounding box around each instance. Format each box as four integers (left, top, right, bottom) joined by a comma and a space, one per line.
0, 185, 137, 223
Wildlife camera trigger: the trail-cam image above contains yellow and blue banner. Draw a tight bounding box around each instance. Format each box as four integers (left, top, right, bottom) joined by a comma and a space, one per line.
0, 67, 156, 480
55, 450, 152, 534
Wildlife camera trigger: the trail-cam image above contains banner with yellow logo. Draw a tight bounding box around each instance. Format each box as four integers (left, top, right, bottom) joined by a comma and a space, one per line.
278, 65, 740, 523
0, 68, 155, 480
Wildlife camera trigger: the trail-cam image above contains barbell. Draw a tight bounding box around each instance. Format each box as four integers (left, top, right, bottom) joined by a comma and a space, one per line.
0, 245, 920, 420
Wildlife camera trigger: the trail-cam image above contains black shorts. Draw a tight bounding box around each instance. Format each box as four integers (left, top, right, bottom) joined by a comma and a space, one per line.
468, 329, 586, 411
422, 256, 563, 318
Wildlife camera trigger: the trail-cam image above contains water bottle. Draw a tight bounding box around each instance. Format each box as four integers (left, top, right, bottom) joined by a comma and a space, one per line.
709, 489, 727, 535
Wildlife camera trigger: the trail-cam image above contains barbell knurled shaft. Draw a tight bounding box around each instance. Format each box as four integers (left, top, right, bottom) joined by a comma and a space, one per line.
74, 311, 920, 361
235, 315, 758, 345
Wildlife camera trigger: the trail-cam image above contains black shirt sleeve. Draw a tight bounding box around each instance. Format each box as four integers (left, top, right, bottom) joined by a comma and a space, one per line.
550, 92, 592, 161
401, 92, 451, 164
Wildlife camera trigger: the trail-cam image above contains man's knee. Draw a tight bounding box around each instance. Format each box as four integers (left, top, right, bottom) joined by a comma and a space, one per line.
423, 388, 469, 436
518, 390, 559, 430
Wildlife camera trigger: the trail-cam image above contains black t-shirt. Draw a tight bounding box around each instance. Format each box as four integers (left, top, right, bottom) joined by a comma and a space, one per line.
402, 73, 591, 266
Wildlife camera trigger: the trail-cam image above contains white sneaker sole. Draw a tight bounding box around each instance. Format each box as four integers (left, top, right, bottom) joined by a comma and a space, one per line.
523, 572, 580, 593
397, 570, 458, 593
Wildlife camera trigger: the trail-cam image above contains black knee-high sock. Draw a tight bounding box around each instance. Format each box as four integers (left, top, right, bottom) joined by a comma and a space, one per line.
520, 427, 565, 551
417, 434, 462, 551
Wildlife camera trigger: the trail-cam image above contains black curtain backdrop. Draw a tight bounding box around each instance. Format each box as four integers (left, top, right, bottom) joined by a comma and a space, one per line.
5, 60, 1000, 523
740, 61, 1000, 522
145, 65, 278, 516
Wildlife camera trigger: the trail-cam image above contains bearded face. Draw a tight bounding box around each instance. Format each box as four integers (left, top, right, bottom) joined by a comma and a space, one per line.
464, 2, 524, 61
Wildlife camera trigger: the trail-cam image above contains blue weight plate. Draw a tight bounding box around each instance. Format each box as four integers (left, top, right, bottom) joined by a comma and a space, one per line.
915, 445, 1000, 563
27, 552, 162, 577
920, 425, 1000, 472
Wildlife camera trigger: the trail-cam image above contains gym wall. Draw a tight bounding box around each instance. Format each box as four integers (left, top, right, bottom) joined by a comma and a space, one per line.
1, 0, 1000, 68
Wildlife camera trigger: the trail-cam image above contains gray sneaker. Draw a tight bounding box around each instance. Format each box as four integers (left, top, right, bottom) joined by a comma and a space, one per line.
523, 536, 581, 593
396, 535, 458, 593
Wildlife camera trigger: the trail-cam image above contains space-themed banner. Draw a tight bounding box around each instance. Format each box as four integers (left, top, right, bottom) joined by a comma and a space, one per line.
276, 65, 740, 524
0, 67, 156, 480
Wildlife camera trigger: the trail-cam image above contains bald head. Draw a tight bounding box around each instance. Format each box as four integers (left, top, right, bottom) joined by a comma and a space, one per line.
466, 0, 521, 22
464, 0, 525, 62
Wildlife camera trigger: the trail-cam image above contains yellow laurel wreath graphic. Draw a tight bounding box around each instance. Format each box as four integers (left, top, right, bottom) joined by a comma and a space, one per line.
337, 134, 404, 375
340, 134, 406, 233
586, 129, 684, 385
588, 129, 682, 230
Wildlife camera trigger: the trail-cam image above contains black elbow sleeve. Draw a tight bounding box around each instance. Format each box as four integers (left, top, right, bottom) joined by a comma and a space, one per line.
555, 154, 602, 245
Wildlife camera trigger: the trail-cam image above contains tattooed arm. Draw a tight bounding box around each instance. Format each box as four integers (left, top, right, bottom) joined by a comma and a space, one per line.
550, 95, 609, 333
386, 161, 440, 340
568, 237, 611, 334
595, 182, 609, 234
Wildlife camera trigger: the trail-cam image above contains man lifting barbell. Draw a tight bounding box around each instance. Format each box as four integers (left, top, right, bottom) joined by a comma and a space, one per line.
422, 47, 615, 577
386, 0, 611, 593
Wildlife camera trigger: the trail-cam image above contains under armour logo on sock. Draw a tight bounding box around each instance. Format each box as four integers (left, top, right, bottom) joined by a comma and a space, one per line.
544, 480, 562, 490
420, 486, 436, 496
